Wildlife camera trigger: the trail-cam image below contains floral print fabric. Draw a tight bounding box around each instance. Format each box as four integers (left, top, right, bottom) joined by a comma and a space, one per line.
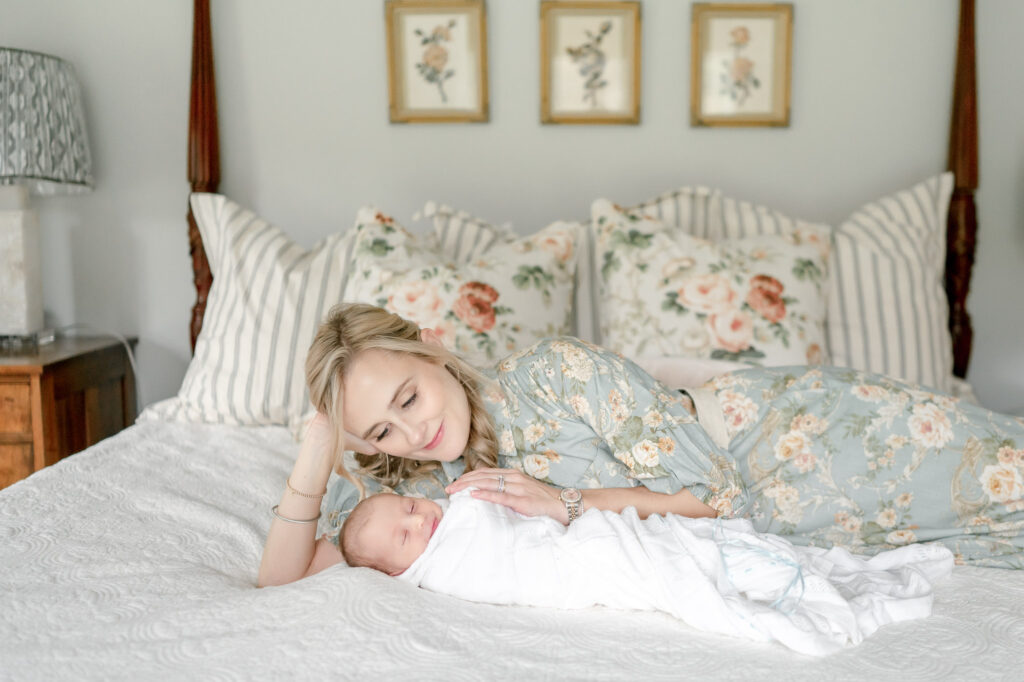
591, 199, 830, 367
706, 365, 1024, 568
345, 208, 580, 368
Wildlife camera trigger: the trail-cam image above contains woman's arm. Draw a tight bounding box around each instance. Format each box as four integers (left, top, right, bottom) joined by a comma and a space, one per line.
447, 468, 716, 525
257, 414, 344, 587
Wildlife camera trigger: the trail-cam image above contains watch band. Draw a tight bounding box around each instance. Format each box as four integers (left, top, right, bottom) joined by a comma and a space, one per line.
560, 488, 583, 523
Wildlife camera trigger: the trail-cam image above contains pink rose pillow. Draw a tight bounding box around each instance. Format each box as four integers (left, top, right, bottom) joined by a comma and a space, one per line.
591, 199, 830, 366
345, 208, 581, 368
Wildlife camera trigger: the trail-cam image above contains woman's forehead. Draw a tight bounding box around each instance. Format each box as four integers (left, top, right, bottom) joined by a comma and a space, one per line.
343, 351, 415, 414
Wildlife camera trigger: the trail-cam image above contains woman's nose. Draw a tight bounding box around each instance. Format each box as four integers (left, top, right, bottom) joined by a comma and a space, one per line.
394, 416, 427, 444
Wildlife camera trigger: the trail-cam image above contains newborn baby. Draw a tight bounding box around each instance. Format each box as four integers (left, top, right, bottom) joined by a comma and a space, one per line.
340, 489, 953, 656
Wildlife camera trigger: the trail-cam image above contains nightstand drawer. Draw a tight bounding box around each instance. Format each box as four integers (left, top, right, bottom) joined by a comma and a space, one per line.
0, 381, 32, 435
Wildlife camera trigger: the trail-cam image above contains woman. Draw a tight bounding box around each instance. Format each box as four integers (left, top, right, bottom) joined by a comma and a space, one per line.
258, 304, 1024, 586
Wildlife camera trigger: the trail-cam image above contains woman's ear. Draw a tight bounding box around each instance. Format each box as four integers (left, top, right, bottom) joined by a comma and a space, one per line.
419, 327, 444, 348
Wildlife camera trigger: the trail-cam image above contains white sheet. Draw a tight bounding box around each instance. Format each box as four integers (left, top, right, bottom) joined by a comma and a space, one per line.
402, 491, 952, 656
1, 419, 1022, 679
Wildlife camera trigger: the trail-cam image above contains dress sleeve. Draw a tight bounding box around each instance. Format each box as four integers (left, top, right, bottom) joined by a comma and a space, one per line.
494, 338, 748, 517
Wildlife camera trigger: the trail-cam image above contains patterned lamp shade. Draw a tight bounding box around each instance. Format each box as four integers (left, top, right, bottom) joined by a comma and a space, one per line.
0, 47, 93, 195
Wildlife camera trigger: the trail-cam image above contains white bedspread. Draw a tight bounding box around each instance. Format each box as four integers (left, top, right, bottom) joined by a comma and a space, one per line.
401, 491, 953, 656
1, 418, 1022, 680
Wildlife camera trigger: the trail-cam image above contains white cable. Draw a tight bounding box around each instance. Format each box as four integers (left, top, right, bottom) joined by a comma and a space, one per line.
55, 324, 143, 415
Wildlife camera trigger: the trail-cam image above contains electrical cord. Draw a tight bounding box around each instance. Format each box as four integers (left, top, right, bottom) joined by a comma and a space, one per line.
55, 324, 143, 415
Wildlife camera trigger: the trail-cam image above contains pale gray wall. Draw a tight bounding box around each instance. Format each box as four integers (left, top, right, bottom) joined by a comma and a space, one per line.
2, 0, 1021, 413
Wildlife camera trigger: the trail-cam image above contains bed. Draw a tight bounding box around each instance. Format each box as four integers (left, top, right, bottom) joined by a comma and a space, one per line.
3, 0, 1022, 679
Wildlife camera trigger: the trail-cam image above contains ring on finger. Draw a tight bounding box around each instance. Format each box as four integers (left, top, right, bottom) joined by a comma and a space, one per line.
497, 474, 505, 494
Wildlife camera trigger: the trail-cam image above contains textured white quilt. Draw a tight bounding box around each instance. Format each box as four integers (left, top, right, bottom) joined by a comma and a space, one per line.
1, 418, 1022, 680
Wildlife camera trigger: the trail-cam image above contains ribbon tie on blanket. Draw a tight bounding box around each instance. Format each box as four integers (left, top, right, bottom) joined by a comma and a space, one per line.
713, 518, 806, 614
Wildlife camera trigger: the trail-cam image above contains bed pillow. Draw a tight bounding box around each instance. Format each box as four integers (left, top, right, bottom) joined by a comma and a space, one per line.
826, 173, 954, 392
345, 208, 581, 368
626, 185, 720, 235
422, 187, 720, 348
143, 194, 357, 433
591, 198, 830, 366
421, 201, 518, 263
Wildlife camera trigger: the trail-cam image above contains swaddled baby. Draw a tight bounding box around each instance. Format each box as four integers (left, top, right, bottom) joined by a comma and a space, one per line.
340, 489, 953, 656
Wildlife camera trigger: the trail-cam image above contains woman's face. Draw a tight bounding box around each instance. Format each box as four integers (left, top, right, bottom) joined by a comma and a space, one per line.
342, 348, 471, 462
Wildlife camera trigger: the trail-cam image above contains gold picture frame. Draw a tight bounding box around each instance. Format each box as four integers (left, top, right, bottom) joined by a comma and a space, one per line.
386, 0, 489, 123
690, 3, 792, 127
540, 1, 641, 125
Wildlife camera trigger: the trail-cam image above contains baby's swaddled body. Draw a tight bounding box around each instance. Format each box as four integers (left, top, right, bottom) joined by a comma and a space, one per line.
398, 490, 953, 656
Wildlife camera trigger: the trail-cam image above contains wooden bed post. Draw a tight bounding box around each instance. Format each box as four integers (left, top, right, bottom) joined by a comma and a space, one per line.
187, 0, 220, 354
946, 0, 977, 379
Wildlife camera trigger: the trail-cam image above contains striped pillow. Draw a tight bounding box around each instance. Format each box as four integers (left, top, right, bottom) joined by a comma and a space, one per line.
629, 185, 720, 235
421, 201, 517, 263
827, 173, 954, 391
145, 193, 357, 433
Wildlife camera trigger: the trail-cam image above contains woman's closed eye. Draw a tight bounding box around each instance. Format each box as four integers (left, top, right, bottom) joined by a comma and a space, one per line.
372, 392, 418, 442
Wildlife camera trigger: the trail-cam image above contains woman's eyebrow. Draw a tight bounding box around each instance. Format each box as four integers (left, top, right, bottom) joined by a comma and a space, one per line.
361, 378, 413, 439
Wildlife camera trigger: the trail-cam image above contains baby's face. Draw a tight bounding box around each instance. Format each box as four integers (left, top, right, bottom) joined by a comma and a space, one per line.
353, 494, 444, 575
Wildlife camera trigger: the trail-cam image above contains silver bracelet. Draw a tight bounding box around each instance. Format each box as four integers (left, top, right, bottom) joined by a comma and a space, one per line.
271, 505, 321, 525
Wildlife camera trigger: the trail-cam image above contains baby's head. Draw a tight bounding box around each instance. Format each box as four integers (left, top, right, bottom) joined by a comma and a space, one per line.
340, 493, 444, 575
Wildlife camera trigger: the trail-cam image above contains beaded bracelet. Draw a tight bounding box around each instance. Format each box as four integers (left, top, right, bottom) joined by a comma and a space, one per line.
271, 505, 321, 525
286, 477, 326, 499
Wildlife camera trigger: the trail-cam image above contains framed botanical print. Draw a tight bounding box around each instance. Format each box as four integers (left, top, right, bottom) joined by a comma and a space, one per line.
690, 3, 793, 127
540, 1, 642, 125
386, 0, 489, 123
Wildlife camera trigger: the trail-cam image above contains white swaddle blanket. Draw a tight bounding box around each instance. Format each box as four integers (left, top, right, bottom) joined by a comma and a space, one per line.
399, 490, 953, 656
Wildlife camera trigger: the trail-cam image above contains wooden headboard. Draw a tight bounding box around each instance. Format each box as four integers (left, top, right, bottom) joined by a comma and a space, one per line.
184, 0, 979, 379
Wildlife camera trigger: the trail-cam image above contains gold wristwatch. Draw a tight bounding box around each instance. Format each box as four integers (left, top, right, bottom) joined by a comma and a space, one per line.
559, 487, 583, 523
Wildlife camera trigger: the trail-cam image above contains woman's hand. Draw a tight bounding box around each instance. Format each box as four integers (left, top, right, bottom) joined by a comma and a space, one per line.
446, 468, 568, 524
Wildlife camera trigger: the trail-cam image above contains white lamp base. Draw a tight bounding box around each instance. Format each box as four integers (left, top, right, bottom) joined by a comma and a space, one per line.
0, 185, 44, 335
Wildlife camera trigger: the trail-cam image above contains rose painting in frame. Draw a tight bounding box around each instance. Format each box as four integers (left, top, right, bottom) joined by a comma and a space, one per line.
691, 3, 793, 127
540, 1, 642, 125
386, 0, 489, 123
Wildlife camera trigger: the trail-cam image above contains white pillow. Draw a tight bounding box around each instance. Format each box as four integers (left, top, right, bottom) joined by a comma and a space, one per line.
346, 207, 581, 368
144, 194, 356, 433
826, 173, 954, 391
592, 198, 831, 366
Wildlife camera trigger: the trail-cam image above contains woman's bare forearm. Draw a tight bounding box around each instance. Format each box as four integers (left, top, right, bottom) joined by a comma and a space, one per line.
257, 422, 339, 587
580, 486, 717, 519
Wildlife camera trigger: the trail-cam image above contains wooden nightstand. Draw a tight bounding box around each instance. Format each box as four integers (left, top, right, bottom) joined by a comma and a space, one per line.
0, 336, 137, 488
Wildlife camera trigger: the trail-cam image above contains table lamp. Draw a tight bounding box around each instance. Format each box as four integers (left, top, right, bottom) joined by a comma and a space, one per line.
0, 47, 93, 338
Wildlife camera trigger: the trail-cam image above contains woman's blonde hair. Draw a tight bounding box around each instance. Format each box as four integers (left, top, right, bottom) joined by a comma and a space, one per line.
305, 303, 498, 498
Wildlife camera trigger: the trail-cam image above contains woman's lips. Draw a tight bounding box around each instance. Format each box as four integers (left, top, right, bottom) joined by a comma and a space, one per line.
424, 422, 444, 450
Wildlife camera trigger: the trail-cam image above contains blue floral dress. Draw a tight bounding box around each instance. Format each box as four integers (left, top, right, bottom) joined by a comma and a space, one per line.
704, 365, 1024, 568
324, 338, 1024, 568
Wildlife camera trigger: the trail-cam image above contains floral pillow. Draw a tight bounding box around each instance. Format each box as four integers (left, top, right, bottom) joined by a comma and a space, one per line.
591, 198, 830, 366
345, 208, 581, 368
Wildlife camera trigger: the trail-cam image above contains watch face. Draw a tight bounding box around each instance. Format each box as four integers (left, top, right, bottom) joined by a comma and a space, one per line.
560, 488, 581, 503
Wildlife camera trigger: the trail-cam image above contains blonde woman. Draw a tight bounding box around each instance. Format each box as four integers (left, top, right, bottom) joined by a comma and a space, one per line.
258, 303, 737, 586
259, 304, 1024, 586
